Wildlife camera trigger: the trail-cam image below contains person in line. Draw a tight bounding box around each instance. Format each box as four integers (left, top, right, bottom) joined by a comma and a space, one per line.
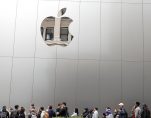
9, 107, 14, 118
105, 107, 113, 118
141, 104, 150, 118
117, 103, 128, 118
55, 103, 61, 117
59, 102, 68, 117
10, 105, 20, 118
47, 105, 55, 118
0, 106, 9, 118
40, 107, 45, 118
82, 108, 89, 118
19, 107, 25, 118
28, 104, 37, 118
134, 102, 141, 118
36, 108, 42, 118
92, 108, 99, 118
71, 108, 79, 117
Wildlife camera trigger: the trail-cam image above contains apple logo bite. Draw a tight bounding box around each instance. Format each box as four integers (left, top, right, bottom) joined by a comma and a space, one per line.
40, 8, 73, 46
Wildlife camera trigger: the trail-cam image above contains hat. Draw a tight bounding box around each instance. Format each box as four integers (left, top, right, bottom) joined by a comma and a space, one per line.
119, 103, 124, 106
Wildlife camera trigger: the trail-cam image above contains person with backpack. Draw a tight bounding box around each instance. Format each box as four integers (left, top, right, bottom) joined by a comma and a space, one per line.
0, 106, 9, 118
117, 103, 128, 118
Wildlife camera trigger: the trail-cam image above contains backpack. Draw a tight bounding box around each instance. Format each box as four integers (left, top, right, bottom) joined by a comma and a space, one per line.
44, 112, 49, 118
0, 112, 7, 118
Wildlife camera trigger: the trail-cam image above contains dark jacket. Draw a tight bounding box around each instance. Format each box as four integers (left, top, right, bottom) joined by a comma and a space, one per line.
0, 110, 9, 118
118, 108, 128, 118
48, 109, 55, 118
141, 109, 150, 118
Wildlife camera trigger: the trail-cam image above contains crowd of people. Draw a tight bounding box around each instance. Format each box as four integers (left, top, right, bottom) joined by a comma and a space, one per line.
0, 101, 150, 118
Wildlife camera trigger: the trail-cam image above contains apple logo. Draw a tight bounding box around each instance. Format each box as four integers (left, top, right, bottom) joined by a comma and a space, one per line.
40, 8, 74, 46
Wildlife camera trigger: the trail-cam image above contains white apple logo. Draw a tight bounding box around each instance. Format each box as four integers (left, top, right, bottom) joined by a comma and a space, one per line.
41, 8, 73, 46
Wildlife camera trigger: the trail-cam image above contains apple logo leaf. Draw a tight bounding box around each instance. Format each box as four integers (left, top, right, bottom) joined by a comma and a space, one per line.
57, 8, 67, 17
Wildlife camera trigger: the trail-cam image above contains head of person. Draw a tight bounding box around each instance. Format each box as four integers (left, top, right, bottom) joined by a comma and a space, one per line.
103, 113, 106, 117
48, 105, 52, 110
40, 107, 44, 111
136, 102, 140, 107
106, 107, 112, 115
62, 102, 66, 106
84, 108, 88, 112
10, 107, 13, 112
31, 104, 34, 107
143, 104, 148, 110
75, 108, 79, 115
2, 106, 7, 112
119, 103, 124, 109
20, 107, 25, 113
89, 109, 93, 114
57, 103, 61, 108
15, 105, 19, 110
94, 107, 98, 111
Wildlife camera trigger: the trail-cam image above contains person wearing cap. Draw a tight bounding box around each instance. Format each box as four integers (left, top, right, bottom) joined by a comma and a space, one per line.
117, 103, 128, 118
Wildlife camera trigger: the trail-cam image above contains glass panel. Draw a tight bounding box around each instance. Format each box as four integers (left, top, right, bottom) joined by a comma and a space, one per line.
45, 27, 54, 40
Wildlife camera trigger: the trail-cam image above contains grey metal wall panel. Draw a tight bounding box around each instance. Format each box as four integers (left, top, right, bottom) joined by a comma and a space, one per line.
0, 0, 17, 56
122, 62, 143, 113
14, 0, 38, 58
79, 2, 100, 60
122, 4, 143, 62
144, 4, 151, 61
0, 57, 12, 106
33, 59, 56, 108
100, 61, 122, 112
77, 60, 99, 111
101, 3, 121, 61
10, 58, 34, 108
55, 59, 77, 114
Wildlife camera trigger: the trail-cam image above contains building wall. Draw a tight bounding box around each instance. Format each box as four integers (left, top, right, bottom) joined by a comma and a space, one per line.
0, 0, 151, 115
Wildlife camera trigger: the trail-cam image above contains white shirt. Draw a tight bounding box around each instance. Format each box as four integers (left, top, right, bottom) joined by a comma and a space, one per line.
40, 111, 45, 118
134, 107, 141, 118
92, 110, 99, 118
106, 114, 114, 118
71, 112, 78, 117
